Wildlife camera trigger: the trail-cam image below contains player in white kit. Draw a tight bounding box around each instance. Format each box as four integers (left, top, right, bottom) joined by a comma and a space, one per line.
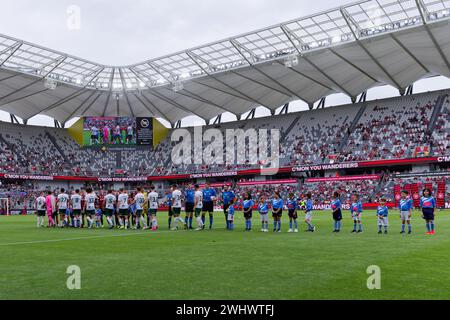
133, 187, 146, 229
104, 190, 117, 229
57, 188, 70, 227
84, 187, 97, 229
118, 188, 130, 229
70, 189, 82, 228
170, 184, 186, 231
194, 184, 204, 231
148, 186, 159, 231
35, 192, 47, 228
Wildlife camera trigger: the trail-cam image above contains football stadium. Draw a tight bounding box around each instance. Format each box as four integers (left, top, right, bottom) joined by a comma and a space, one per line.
0, 0, 450, 303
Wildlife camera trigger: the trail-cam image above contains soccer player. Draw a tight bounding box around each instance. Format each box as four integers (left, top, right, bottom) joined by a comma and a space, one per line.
350, 194, 363, 233
148, 186, 159, 231
194, 184, 204, 231
272, 191, 283, 233
222, 185, 235, 230
126, 124, 134, 144
377, 198, 389, 234
103, 124, 110, 144
167, 190, 173, 230
133, 187, 146, 230
91, 125, 99, 145
243, 192, 254, 231
113, 125, 122, 144
331, 192, 342, 233
170, 184, 186, 231
70, 189, 82, 228
118, 188, 130, 229
286, 193, 298, 233
227, 199, 236, 231
35, 192, 46, 228
57, 188, 70, 227
84, 188, 97, 229
304, 193, 315, 232
399, 190, 413, 234
104, 190, 117, 229
202, 183, 217, 230
421, 188, 436, 235
184, 184, 195, 230
257, 196, 269, 232
45, 191, 56, 228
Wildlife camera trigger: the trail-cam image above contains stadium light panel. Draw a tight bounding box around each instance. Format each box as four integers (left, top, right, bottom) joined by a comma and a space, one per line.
43, 78, 57, 90
173, 81, 184, 92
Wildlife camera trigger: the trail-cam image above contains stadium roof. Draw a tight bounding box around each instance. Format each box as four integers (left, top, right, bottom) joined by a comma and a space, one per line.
1, 0, 450, 125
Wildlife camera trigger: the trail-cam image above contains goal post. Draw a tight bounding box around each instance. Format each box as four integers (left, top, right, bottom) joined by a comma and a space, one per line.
0, 198, 10, 216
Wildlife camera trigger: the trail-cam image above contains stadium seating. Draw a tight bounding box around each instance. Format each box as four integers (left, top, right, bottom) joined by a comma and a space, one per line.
0, 90, 449, 176
339, 92, 436, 162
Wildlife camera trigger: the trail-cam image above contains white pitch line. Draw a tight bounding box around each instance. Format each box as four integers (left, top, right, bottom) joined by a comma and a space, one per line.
0, 230, 178, 247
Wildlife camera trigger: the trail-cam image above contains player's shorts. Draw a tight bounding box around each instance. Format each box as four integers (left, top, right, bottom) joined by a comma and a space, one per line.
168, 206, 172, 216
333, 209, 342, 221
288, 209, 298, 219
305, 211, 313, 221
185, 203, 194, 213
91, 135, 98, 140
223, 203, 230, 214
148, 209, 157, 216
352, 212, 361, 221
135, 209, 143, 216
172, 207, 181, 215
105, 208, 114, 217
227, 214, 234, 222
126, 134, 133, 140
119, 209, 129, 216
244, 209, 253, 220
37, 210, 46, 217
260, 213, 269, 222
59, 209, 66, 215
195, 208, 202, 217
377, 216, 389, 226
202, 202, 214, 213
86, 210, 95, 216
272, 210, 282, 218
73, 209, 81, 216
400, 211, 411, 221
422, 208, 435, 221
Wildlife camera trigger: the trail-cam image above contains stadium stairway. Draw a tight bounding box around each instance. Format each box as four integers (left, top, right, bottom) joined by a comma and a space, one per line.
337, 103, 366, 152
428, 93, 447, 132
116, 151, 122, 170
280, 115, 302, 141
45, 131, 70, 163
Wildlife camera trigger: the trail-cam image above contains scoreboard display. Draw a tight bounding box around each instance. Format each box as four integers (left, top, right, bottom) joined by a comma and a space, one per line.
68, 116, 168, 148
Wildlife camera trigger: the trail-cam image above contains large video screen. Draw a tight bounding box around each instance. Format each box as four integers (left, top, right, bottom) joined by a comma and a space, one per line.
82, 117, 153, 146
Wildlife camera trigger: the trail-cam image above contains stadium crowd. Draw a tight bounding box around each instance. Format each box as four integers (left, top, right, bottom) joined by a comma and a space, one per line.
0, 91, 448, 177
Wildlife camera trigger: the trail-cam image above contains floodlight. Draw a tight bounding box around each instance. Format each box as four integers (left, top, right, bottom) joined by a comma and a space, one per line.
173, 81, 184, 92
284, 55, 299, 68
43, 78, 57, 90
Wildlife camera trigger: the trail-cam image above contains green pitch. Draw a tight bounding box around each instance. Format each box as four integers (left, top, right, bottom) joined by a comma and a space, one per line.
82, 130, 134, 146
1, 210, 449, 300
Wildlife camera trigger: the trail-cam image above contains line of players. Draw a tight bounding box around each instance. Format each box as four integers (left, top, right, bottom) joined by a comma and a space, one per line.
34, 184, 438, 235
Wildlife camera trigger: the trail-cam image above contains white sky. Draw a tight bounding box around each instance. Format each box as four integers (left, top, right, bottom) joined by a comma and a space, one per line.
1, 0, 450, 127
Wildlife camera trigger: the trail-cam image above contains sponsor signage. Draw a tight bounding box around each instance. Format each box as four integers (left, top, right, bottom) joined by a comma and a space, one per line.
136, 117, 153, 146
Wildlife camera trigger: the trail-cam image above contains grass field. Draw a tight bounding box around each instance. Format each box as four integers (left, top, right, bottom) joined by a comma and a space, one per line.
83, 130, 134, 146
1, 210, 450, 300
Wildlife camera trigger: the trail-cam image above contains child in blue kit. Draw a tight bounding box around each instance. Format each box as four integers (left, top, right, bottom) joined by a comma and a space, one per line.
377, 198, 389, 234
